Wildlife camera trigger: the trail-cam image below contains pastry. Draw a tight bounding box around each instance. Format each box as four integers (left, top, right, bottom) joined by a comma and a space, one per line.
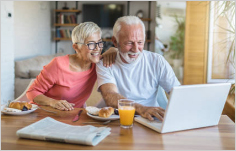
85, 106, 100, 115
98, 107, 114, 118
9, 102, 32, 111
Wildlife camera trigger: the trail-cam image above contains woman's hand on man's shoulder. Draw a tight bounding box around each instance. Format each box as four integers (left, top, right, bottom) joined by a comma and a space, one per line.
100, 47, 118, 67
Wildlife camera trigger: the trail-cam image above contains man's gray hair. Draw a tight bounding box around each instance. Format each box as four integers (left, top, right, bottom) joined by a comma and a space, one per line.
71, 22, 101, 47
113, 16, 146, 42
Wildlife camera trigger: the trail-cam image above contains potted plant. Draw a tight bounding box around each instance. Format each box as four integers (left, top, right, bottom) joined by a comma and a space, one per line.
169, 15, 185, 67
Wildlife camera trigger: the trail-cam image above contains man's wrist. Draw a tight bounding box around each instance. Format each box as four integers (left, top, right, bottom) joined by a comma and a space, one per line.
134, 103, 144, 114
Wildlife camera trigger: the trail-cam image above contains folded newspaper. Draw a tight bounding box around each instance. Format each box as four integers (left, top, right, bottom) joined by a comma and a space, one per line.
16, 117, 111, 146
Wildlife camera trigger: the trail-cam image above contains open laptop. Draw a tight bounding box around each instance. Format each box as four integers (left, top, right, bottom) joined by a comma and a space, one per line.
134, 83, 231, 133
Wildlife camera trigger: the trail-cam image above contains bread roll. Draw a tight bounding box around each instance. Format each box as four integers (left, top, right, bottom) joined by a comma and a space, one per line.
98, 107, 114, 118
9, 102, 32, 110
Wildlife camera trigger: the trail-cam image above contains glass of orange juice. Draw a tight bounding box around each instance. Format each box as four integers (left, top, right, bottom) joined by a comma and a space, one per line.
118, 99, 135, 128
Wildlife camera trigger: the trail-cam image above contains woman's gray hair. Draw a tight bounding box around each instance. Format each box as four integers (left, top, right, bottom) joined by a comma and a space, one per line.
71, 22, 102, 47
113, 16, 145, 42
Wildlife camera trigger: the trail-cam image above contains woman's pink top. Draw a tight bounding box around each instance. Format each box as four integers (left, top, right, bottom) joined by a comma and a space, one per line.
26, 55, 97, 108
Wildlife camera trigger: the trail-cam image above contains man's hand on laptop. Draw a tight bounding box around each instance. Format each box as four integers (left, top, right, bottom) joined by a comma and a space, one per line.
135, 104, 165, 121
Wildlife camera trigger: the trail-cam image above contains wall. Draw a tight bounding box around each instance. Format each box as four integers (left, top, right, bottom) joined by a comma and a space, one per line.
1, 1, 15, 104
51, 1, 156, 54
14, 1, 51, 61
1, 1, 52, 103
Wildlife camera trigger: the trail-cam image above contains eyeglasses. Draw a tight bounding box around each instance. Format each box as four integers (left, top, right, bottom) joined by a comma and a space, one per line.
76, 41, 105, 50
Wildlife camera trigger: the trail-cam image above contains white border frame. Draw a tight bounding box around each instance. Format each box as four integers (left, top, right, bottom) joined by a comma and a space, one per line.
207, 1, 235, 84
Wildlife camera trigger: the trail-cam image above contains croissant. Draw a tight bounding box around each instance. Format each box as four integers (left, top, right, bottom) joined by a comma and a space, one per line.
9, 102, 32, 110
98, 107, 114, 118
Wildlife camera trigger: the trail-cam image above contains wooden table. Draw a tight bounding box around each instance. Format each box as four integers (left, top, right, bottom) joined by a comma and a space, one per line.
1, 107, 235, 150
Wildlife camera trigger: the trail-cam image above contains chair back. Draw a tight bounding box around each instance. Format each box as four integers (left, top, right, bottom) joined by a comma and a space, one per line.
14, 79, 35, 102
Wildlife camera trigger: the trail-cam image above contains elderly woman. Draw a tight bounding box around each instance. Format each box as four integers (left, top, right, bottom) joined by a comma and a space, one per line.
26, 22, 116, 111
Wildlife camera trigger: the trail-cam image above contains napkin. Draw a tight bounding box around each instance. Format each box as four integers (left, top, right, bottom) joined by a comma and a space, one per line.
16, 117, 111, 146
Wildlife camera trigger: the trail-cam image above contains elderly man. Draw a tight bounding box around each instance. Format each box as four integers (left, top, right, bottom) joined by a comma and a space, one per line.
96, 16, 180, 121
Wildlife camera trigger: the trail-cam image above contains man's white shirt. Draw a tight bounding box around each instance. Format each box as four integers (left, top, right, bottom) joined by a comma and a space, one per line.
96, 50, 180, 107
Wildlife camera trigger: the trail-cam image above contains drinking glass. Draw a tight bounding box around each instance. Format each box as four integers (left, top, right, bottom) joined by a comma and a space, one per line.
118, 99, 135, 128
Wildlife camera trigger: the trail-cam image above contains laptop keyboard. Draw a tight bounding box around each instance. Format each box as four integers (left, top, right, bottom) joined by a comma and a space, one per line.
143, 117, 163, 129
152, 116, 163, 122
134, 116, 164, 132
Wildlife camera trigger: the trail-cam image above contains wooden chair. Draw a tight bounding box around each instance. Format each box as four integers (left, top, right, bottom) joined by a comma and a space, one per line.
14, 79, 35, 102
222, 94, 235, 122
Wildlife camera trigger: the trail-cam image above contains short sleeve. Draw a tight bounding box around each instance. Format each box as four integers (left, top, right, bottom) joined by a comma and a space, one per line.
96, 60, 117, 92
157, 55, 181, 93
26, 58, 58, 101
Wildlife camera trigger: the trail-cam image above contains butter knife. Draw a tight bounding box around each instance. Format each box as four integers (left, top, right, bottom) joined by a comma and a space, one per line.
72, 110, 83, 122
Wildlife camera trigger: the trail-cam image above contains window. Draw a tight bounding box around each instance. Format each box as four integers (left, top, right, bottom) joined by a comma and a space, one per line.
207, 1, 235, 83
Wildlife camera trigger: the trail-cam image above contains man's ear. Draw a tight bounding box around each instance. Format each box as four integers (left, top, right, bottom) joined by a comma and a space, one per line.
112, 36, 118, 48
72, 43, 80, 53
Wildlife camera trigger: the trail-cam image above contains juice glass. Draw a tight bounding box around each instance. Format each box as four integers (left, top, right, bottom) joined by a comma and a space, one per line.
118, 99, 135, 128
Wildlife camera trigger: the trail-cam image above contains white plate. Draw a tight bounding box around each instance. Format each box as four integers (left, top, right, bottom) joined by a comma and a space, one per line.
86, 112, 120, 121
1, 104, 38, 115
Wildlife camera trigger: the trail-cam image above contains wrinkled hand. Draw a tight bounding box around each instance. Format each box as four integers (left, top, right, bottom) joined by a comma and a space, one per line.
100, 47, 118, 67
138, 106, 165, 121
50, 99, 75, 111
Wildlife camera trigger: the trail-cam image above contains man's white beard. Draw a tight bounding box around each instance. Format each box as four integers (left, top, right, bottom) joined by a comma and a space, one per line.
119, 50, 141, 64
